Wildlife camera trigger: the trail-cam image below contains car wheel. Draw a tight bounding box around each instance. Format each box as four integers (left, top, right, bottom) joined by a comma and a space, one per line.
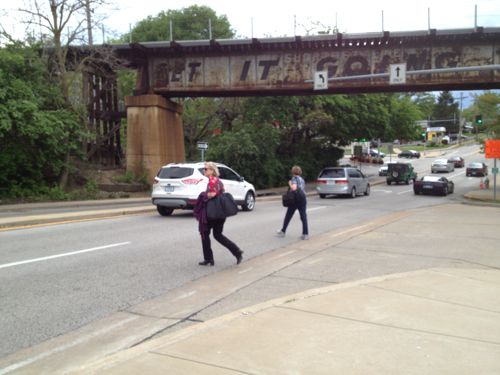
364, 184, 370, 196
442, 187, 448, 196
242, 191, 255, 211
350, 187, 356, 198
387, 180, 391, 185
405, 179, 409, 185
319, 194, 326, 199
414, 190, 419, 195
157, 206, 174, 216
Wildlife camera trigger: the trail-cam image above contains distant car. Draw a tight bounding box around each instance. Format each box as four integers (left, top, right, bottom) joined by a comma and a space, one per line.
466, 162, 488, 177
369, 149, 385, 158
431, 159, 455, 173
398, 150, 420, 159
378, 164, 389, 176
316, 167, 370, 198
414, 175, 454, 196
386, 163, 417, 185
448, 156, 465, 168
152, 162, 256, 216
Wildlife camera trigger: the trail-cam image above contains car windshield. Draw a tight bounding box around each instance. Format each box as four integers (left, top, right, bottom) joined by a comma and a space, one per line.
158, 167, 194, 179
388, 164, 409, 172
319, 168, 345, 178
468, 163, 482, 168
422, 176, 442, 182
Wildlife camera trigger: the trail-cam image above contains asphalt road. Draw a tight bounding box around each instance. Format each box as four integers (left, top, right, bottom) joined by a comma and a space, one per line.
0, 143, 490, 358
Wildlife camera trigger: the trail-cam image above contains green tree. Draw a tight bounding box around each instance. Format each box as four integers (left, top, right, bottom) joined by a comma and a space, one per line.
0, 43, 80, 199
123, 5, 235, 42
464, 91, 500, 137
412, 92, 435, 119
432, 91, 459, 133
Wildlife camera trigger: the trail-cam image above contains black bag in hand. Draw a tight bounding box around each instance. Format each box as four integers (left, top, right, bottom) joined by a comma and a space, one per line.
282, 189, 296, 207
207, 193, 239, 220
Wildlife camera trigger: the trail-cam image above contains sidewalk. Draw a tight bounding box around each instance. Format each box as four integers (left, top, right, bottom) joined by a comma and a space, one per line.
68, 203, 500, 374
78, 268, 500, 375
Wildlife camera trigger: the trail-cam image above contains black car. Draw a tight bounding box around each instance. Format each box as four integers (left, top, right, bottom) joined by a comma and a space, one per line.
414, 176, 454, 196
466, 162, 488, 177
398, 150, 421, 159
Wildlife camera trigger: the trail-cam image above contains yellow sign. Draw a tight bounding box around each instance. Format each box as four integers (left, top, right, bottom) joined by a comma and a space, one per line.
485, 140, 500, 158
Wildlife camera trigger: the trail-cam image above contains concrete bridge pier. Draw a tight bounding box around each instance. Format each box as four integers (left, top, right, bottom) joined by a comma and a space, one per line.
125, 95, 185, 183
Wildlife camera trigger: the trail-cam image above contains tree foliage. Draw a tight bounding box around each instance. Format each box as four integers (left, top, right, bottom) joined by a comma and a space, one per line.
432, 91, 459, 133
0, 43, 79, 199
123, 5, 235, 42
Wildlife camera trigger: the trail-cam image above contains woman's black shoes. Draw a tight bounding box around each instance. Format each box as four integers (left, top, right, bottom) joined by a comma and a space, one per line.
236, 251, 244, 265
198, 260, 214, 266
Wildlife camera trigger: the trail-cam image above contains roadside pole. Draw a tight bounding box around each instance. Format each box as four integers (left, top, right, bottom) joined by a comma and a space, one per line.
197, 142, 208, 162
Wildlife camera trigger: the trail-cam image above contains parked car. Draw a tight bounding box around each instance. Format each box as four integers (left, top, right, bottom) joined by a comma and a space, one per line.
386, 163, 417, 185
431, 159, 455, 173
378, 164, 389, 176
414, 175, 454, 196
466, 162, 488, 177
152, 162, 256, 216
316, 167, 370, 198
448, 156, 465, 168
398, 150, 420, 159
369, 149, 385, 158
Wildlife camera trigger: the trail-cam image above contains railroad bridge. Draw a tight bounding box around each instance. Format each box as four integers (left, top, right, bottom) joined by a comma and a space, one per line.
84, 27, 500, 180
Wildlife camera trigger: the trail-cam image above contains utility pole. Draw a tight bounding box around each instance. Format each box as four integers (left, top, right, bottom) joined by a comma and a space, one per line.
85, 0, 93, 46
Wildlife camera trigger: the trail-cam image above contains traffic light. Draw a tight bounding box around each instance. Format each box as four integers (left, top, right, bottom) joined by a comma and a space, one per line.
421, 131, 426, 141
475, 115, 483, 125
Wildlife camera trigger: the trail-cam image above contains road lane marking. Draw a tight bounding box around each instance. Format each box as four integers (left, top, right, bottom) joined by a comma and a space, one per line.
397, 189, 413, 195
0, 242, 131, 270
308, 258, 323, 265
238, 267, 254, 274
172, 291, 197, 302
373, 189, 392, 193
0, 315, 138, 375
307, 206, 327, 212
273, 250, 296, 260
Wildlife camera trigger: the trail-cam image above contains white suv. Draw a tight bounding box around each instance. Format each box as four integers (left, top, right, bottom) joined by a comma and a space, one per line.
152, 162, 256, 216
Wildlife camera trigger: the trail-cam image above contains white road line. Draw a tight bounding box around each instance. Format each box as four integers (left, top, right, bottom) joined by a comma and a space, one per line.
373, 189, 393, 193
0, 242, 131, 270
238, 267, 254, 274
397, 189, 413, 195
172, 290, 197, 302
308, 258, 323, 265
307, 206, 327, 212
0, 315, 138, 375
448, 170, 465, 179
273, 250, 296, 259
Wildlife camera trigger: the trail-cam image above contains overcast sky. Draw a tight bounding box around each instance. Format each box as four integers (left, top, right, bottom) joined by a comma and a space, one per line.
1, 0, 500, 42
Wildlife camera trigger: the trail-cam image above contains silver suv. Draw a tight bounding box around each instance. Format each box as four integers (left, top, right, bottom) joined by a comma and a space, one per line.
152, 162, 256, 216
316, 167, 370, 198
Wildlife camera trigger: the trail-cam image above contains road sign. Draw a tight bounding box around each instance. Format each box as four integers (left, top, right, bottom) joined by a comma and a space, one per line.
485, 139, 500, 158
197, 142, 208, 150
389, 63, 406, 84
492, 167, 499, 174
314, 71, 328, 90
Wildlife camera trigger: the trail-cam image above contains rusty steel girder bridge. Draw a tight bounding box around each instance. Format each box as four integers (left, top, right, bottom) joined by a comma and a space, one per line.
112, 27, 500, 97
75, 27, 500, 178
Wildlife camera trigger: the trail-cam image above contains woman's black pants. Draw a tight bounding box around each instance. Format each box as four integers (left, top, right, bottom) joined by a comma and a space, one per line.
201, 218, 241, 261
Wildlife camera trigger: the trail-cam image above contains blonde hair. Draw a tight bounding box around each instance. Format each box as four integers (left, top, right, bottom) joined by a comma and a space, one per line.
205, 161, 220, 177
291, 165, 302, 176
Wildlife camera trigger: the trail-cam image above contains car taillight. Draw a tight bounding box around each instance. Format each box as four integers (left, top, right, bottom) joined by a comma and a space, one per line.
182, 178, 204, 185
336, 180, 348, 184
153, 177, 160, 184
316, 179, 327, 184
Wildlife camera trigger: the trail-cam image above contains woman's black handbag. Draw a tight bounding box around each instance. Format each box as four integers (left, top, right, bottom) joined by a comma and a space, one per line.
282, 189, 296, 207
207, 193, 239, 220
